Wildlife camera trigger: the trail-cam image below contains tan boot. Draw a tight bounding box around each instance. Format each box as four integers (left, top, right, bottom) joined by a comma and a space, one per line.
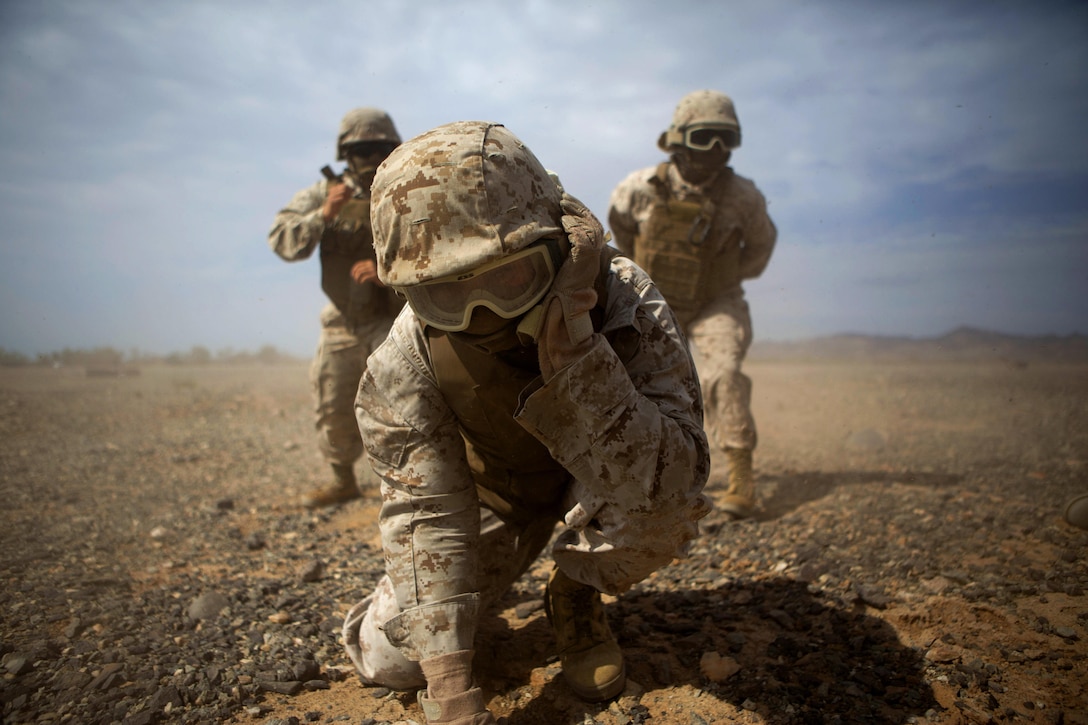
721, 448, 756, 519
301, 463, 360, 508
544, 567, 626, 702
417, 650, 496, 724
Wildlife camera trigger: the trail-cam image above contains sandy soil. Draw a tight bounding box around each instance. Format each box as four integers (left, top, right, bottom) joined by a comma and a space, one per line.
1, 358, 1085, 724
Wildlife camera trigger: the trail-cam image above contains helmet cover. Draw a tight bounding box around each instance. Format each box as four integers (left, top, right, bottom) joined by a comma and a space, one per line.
337, 108, 402, 160
370, 121, 564, 287
658, 90, 742, 151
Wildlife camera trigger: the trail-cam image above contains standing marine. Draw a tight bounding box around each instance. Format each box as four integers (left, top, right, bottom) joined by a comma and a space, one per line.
608, 90, 777, 519
268, 108, 405, 508
342, 120, 710, 724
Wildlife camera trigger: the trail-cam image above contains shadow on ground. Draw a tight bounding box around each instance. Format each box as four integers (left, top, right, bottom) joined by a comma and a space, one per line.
475, 578, 939, 725
754, 470, 964, 521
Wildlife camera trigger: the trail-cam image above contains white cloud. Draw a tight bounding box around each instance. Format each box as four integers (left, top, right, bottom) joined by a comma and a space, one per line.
0, 0, 1085, 356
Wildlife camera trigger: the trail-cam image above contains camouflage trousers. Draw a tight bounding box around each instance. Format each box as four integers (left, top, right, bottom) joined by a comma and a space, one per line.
310, 304, 395, 467
342, 486, 707, 690
685, 291, 757, 452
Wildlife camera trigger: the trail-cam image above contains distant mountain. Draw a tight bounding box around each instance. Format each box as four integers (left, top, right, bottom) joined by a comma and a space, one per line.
749, 326, 1088, 363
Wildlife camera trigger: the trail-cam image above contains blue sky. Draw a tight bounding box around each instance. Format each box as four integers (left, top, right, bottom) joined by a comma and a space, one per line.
1, 0, 1085, 357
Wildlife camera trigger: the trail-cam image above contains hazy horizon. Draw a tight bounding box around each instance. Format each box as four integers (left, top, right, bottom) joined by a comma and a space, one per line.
7, 324, 1086, 363
2, 1, 1086, 358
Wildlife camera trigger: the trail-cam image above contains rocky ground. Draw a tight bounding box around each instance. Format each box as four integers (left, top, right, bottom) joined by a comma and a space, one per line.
1, 357, 1086, 725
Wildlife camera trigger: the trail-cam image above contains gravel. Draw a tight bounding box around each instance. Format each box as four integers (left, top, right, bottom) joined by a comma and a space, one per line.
1, 360, 1086, 725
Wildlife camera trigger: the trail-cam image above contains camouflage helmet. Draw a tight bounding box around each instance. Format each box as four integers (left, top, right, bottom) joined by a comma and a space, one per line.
370, 120, 564, 287
658, 90, 742, 151
336, 107, 401, 160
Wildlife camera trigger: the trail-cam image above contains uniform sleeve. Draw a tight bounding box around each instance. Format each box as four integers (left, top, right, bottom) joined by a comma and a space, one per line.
515, 271, 709, 523
354, 313, 482, 657
606, 171, 647, 257
267, 180, 329, 262
737, 182, 777, 281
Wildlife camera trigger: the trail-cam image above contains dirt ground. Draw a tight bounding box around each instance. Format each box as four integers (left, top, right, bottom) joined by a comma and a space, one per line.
1, 357, 1086, 724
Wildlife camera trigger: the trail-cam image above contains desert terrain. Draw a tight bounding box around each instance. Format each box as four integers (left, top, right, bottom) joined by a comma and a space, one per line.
1, 336, 1086, 724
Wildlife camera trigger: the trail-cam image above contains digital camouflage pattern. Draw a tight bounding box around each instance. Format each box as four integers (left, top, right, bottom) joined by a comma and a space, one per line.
369, 121, 564, 287
343, 120, 711, 690
609, 95, 776, 454
268, 108, 404, 471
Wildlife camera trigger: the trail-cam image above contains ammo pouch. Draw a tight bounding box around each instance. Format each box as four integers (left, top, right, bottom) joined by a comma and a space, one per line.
320, 196, 381, 327
633, 165, 742, 328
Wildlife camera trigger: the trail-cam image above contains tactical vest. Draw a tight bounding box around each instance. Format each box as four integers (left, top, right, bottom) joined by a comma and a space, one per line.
633, 164, 743, 328
320, 195, 395, 327
428, 331, 568, 524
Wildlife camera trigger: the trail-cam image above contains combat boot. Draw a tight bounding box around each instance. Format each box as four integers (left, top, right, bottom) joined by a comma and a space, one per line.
417, 650, 497, 724
301, 463, 360, 508
721, 447, 756, 520
543, 567, 626, 702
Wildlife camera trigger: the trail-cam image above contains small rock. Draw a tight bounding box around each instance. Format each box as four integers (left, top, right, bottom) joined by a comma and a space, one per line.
86, 662, 124, 691
259, 680, 303, 696
515, 599, 544, 619
188, 592, 231, 620
64, 617, 85, 639
299, 559, 324, 583
1054, 626, 1077, 640
149, 526, 168, 540
926, 645, 962, 663
699, 651, 740, 682
148, 685, 183, 711
292, 660, 320, 681
2, 652, 32, 676
856, 584, 892, 609
920, 576, 954, 594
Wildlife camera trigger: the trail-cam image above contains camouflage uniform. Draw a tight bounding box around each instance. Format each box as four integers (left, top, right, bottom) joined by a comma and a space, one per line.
608, 90, 776, 515
341, 122, 711, 702
268, 109, 404, 501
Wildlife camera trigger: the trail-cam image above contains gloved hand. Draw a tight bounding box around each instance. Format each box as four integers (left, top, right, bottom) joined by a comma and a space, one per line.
537, 195, 606, 380
322, 181, 352, 223
350, 259, 382, 286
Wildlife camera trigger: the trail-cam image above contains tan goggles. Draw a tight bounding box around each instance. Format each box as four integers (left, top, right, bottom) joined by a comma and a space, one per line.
683, 124, 739, 151
401, 243, 558, 332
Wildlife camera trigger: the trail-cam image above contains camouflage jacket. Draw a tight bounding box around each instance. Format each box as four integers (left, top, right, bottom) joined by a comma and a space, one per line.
608, 163, 776, 310
354, 254, 710, 659
268, 179, 402, 329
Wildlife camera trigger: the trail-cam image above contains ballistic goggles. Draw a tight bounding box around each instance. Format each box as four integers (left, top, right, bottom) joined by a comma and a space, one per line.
401, 240, 563, 332
681, 123, 739, 151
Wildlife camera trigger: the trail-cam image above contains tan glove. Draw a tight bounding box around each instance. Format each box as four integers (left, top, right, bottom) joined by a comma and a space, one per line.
321, 181, 352, 223
537, 195, 606, 380
418, 650, 497, 724
350, 259, 383, 286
